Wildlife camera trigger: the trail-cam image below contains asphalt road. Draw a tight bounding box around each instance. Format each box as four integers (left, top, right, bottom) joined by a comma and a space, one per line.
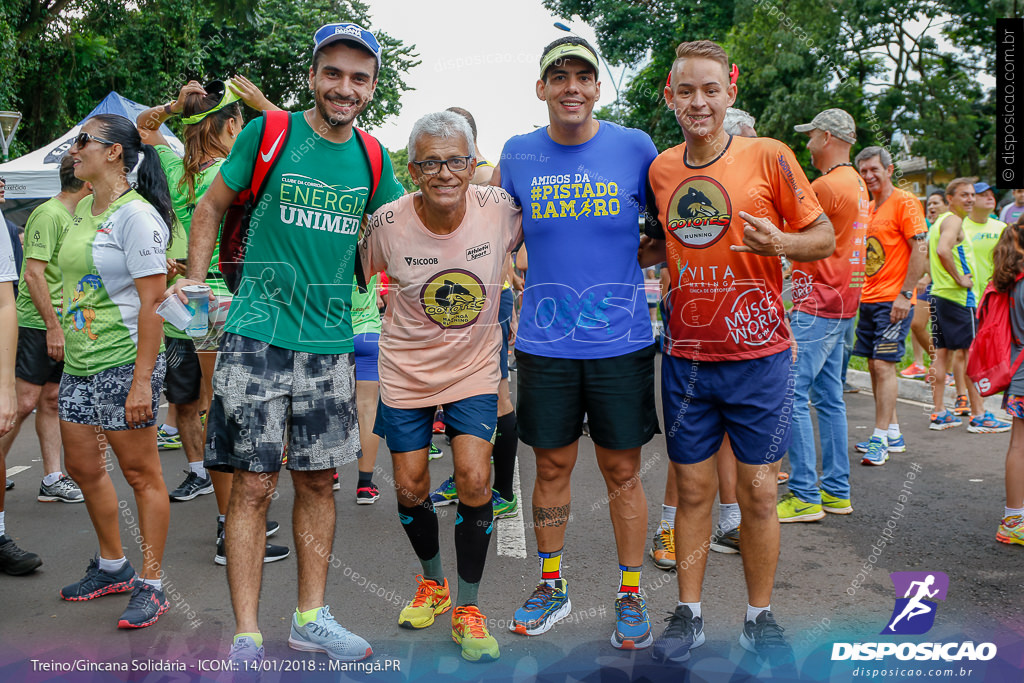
1, 359, 1022, 683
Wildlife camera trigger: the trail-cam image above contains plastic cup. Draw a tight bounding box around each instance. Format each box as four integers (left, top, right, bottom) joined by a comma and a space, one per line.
156, 294, 193, 331
182, 285, 211, 338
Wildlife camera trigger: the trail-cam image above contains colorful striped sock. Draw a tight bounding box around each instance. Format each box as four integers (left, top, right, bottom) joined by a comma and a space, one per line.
618, 564, 641, 596
539, 549, 563, 586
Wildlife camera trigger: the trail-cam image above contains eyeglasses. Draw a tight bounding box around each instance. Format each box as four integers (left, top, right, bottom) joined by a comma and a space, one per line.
411, 156, 473, 176
73, 132, 115, 149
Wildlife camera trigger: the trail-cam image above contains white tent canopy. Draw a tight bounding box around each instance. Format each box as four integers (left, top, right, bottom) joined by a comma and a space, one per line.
0, 91, 183, 202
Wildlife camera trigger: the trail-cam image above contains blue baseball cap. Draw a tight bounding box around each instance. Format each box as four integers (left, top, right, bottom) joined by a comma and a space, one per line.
974, 181, 994, 195
312, 23, 382, 69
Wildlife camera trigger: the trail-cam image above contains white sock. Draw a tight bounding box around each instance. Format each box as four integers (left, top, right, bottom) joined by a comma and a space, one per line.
161, 424, 178, 435
217, 514, 226, 524
661, 504, 676, 528
98, 556, 127, 573
188, 461, 207, 478
887, 424, 900, 440
678, 601, 701, 618
140, 576, 162, 591
719, 503, 741, 531
746, 603, 770, 622
1005, 506, 1024, 519
43, 472, 63, 486
0, 510, 6, 537
872, 428, 888, 443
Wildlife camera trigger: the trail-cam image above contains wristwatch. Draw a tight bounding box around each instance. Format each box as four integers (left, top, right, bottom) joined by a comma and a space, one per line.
900, 290, 914, 300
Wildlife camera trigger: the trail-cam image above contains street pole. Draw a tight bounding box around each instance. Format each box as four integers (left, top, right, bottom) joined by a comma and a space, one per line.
0, 111, 22, 162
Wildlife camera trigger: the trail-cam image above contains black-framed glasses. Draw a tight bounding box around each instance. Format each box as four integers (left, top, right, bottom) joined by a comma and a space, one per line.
412, 156, 473, 176
73, 132, 116, 149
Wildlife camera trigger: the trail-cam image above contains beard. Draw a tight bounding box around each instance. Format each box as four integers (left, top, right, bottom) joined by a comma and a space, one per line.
314, 91, 363, 129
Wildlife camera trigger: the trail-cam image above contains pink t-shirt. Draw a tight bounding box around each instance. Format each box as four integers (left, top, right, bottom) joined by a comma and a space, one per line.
360, 185, 523, 408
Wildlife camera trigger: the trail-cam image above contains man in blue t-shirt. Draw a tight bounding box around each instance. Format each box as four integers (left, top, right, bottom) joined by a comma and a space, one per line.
493, 35, 659, 650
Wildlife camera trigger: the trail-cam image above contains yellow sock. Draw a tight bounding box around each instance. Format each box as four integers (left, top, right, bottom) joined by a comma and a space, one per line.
295, 606, 322, 626
619, 564, 641, 594
234, 632, 263, 648
539, 549, 562, 583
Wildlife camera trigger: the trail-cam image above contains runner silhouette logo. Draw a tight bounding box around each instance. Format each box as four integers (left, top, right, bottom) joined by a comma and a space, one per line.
882, 571, 949, 635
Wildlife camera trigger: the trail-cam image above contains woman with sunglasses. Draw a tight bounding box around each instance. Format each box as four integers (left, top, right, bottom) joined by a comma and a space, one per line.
136, 77, 288, 563
57, 114, 175, 628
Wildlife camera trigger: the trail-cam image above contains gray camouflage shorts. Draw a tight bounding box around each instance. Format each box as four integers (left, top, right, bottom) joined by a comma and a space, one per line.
204, 332, 360, 473
58, 355, 166, 430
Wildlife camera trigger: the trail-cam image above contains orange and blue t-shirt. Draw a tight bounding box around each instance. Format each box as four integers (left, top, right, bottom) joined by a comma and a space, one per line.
860, 187, 927, 304
646, 136, 822, 361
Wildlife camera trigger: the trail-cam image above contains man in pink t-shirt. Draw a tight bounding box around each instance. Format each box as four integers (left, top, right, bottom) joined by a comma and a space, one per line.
359, 111, 522, 664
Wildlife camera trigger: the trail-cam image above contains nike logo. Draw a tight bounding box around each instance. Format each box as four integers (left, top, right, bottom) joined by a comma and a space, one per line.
261, 130, 286, 163
794, 506, 814, 513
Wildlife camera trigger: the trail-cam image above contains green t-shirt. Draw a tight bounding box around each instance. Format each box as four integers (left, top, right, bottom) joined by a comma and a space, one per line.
351, 274, 381, 335
962, 216, 1006, 300
58, 191, 169, 376
155, 145, 231, 298
15, 197, 72, 330
219, 112, 404, 353
929, 211, 977, 308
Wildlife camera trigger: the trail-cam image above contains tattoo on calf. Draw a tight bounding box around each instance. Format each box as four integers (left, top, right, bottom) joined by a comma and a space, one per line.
533, 503, 571, 528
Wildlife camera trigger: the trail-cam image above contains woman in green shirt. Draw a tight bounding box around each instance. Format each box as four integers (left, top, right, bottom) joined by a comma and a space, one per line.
57, 114, 175, 629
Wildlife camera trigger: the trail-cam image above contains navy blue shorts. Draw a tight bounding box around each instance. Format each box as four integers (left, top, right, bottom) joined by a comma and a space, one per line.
373, 393, 498, 453
353, 332, 380, 382
661, 350, 794, 465
499, 288, 514, 379
853, 301, 914, 362
931, 297, 976, 350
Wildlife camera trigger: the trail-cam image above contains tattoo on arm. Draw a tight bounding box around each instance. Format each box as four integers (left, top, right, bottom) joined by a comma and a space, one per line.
533, 503, 571, 528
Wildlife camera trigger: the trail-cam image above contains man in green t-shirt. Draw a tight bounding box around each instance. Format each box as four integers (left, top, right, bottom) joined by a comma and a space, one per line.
169, 22, 404, 666
964, 181, 1007, 299
0, 157, 90, 504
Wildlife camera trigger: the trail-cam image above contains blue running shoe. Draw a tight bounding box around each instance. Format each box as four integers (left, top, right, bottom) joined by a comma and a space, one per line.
652, 604, 705, 662
117, 583, 169, 628
61, 556, 137, 601
511, 579, 571, 636
288, 605, 372, 661
929, 410, 962, 431
228, 634, 265, 671
429, 475, 458, 507
612, 592, 653, 650
855, 434, 905, 453
967, 411, 1011, 434
860, 437, 888, 466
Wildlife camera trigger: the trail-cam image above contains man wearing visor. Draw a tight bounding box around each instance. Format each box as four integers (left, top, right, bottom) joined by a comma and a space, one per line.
170, 22, 405, 665
493, 36, 660, 650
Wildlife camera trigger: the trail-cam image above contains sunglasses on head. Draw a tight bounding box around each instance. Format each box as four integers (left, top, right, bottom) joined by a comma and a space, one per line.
73, 132, 116, 148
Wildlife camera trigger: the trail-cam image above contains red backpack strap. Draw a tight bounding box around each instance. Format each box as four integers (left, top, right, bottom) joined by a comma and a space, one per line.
251, 110, 291, 197
355, 127, 384, 202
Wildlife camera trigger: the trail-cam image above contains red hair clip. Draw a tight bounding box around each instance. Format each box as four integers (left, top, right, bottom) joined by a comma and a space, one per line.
730, 64, 739, 84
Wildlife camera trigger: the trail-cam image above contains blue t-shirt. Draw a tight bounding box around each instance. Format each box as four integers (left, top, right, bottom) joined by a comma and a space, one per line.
499, 122, 657, 359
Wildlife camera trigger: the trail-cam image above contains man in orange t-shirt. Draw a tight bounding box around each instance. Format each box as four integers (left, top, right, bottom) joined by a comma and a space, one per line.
852, 146, 928, 466
778, 109, 870, 523
640, 39, 834, 667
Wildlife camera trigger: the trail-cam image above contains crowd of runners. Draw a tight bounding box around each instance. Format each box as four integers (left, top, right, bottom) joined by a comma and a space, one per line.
0, 19, 1022, 676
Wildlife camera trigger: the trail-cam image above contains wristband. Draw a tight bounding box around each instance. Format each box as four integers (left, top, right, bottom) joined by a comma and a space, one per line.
163, 103, 175, 116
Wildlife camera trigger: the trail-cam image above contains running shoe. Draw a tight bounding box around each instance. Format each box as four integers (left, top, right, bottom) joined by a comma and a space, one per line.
843, 382, 859, 393
429, 475, 459, 507
5, 478, 13, 490
510, 579, 571, 636
967, 411, 1012, 434
37, 475, 84, 503
491, 490, 518, 518
820, 489, 853, 514
612, 593, 653, 649
356, 483, 380, 505
997, 514, 1024, 546
428, 443, 443, 460
776, 492, 825, 523
215, 534, 289, 566
433, 410, 445, 434
332, 472, 340, 491
451, 605, 500, 662
0, 535, 42, 575
288, 605, 372, 661
739, 610, 794, 666
930, 410, 962, 431
855, 434, 905, 453
777, 471, 790, 485
228, 635, 265, 670
710, 526, 740, 554
169, 470, 213, 502
399, 575, 451, 629
117, 583, 169, 628
899, 362, 928, 379
61, 556, 137, 600
649, 521, 675, 570
946, 372, 954, 386
953, 394, 970, 416
860, 436, 889, 466
651, 604, 705, 663
156, 427, 182, 450
216, 519, 280, 539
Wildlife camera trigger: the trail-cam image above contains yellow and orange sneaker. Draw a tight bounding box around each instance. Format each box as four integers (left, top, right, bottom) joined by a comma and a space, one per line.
451, 605, 499, 662
398, 576, 451, 629
997, 515, 1024, 546
952, 394, 970, 416
649, 521, 675, 570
